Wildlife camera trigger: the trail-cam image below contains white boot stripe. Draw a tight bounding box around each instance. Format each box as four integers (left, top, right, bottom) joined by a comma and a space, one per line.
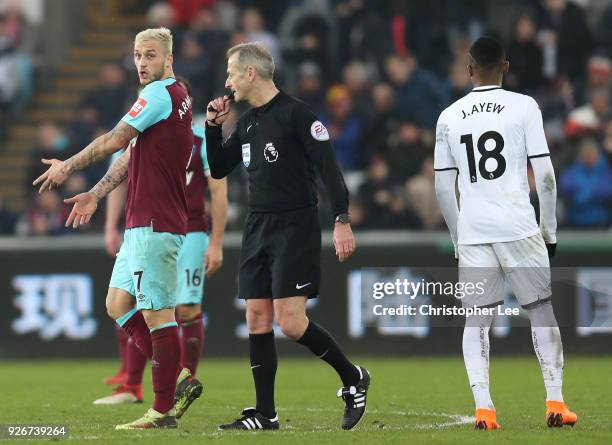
247, 418, 256, 429
254, 418, 263, 429
355, 402, 365, 407
242, 420, 251, 430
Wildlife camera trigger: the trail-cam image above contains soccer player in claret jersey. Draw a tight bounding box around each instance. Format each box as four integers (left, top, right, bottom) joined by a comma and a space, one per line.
33, 27, 193, 429
93, 78, 229, 421
434, 37, 577, 430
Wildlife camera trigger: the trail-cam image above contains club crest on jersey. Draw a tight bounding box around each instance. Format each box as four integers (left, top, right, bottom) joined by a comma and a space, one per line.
264, 142, 279, 163
242, 143, 251, 167
128, 98, 147, 118
310, 120, 329, 141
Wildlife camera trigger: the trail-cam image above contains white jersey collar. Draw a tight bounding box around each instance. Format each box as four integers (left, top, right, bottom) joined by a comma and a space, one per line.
472, 85, 502, 92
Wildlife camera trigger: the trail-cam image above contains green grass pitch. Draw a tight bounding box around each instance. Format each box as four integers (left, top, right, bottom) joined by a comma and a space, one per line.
1, 356, 610, 444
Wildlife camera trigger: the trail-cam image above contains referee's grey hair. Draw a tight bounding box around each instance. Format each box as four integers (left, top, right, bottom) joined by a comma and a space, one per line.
135, 27, 173, 54
227, 42, 275, 80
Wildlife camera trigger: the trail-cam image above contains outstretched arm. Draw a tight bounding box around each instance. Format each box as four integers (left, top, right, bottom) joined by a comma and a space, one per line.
33, 121, 138, 193
64, 148, 131, 229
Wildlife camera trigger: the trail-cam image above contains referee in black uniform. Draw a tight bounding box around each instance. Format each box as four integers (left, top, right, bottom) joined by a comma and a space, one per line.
205, 42, 370, 431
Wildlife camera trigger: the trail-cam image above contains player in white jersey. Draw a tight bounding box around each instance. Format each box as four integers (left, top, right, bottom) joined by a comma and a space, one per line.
434, 37, 577, 430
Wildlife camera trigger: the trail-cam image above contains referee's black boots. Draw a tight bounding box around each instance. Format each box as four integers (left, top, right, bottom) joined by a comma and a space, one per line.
218, 407, 280, 431
338, 365, 371, 430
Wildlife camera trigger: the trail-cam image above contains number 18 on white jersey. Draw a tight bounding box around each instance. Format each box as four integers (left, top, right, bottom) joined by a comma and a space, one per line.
434, 85, 550, 245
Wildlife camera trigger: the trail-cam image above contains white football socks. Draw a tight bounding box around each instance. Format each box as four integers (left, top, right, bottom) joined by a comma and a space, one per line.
525, 302, 564, 402
531, 326, 564, 402
463, 313, 495, 410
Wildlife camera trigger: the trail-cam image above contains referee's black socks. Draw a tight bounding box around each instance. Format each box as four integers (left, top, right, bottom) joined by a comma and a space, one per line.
298, 320, 360, 387
249, 331, 277, 418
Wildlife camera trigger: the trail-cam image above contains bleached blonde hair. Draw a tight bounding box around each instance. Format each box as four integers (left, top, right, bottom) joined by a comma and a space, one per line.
227, 42, 275, 80
135, 27, 173, 54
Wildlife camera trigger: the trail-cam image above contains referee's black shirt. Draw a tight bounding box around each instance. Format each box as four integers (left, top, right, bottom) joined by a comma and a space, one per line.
205, 90, 349, 217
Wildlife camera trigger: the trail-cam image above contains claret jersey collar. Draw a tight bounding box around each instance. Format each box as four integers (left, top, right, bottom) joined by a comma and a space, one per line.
472, 85, 502, 92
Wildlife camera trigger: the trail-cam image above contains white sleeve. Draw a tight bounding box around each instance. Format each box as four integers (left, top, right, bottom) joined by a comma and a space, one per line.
524, 96, 550, 158
530, 156, 557, 244
433, 114, 457, 171
435, 169, 459, 258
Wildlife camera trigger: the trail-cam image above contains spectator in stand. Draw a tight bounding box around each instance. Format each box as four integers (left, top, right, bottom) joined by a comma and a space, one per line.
174, 33, 212, 104
586, 56, 612, 90
405, 157, 442, 230
361, 82, 398, 157
595, 2, 612, 59
187, 8, 229, 95
295, 61, 325, 114
506, 14, 546, 94
27, 123, 70, 187
168, 0, 214, 25
384, 53, 449, 129
15, 190, 69, 236
537, 0, 593, 85
0, 197, 17, 234
385, 120, 430, 182
0, 1, 34, 136
145, 2, 184, 57
560, 139, 612, 228
322, 84, 363, 171
241, 7, 282, 73
283, 10, 334, 82
82, 63, 130, 129
333, 0, 368, 66
67, 107, 105, 153
342, 60, 372, 116
358, 155, 421, 229
346, 5, 394, 75
564, 88, 610, 139
447, 61, 471, 103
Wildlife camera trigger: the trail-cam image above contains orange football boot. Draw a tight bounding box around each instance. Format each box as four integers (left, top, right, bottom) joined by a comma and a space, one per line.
474, 408, 500, 430
546, 401, 578, 427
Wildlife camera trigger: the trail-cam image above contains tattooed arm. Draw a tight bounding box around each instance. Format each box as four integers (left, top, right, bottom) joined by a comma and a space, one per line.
64, 148, 131, 229
33, 121, 139, 193
90, 148, 130, 200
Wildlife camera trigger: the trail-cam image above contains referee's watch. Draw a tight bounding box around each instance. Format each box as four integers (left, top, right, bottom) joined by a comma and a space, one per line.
334, 213, 351, 224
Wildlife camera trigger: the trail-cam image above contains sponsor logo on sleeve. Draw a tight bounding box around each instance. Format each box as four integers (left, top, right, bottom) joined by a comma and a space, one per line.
310, 120, 330, 141
128, 98, 147, 118
242, 143, 251, 167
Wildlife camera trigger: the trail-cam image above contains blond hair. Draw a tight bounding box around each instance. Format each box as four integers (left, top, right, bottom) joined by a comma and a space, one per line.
227, 42, 275, 80
135, 27, 173, 54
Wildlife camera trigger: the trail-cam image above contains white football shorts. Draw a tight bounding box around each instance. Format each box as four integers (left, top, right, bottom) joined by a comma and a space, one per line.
457, 234, 551, 308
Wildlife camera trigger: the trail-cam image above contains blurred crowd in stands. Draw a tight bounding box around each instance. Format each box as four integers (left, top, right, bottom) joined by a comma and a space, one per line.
3, 0, 612, 235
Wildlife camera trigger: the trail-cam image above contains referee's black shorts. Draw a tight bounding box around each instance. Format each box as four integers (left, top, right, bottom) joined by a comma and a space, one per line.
239, 206, 321, 299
